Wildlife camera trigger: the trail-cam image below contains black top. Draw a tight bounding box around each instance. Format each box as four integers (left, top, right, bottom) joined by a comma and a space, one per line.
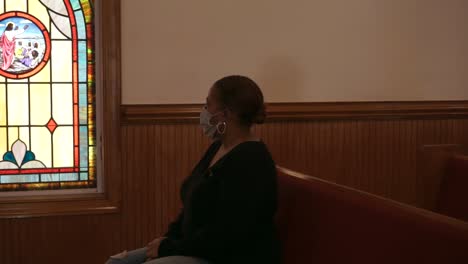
158, 140, 280, 264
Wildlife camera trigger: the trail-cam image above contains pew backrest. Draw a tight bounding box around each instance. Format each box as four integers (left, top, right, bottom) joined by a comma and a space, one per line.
275, 166, 468, 264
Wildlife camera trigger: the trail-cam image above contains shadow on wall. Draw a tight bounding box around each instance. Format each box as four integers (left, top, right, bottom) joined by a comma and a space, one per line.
257, 56, 306, 102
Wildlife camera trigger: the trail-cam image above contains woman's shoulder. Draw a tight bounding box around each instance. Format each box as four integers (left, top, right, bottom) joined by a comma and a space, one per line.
223, 141, 277, 182
230, 141, 275, 165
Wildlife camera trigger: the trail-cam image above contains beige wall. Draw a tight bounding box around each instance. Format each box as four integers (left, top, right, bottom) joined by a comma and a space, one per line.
121, 0, 468, 104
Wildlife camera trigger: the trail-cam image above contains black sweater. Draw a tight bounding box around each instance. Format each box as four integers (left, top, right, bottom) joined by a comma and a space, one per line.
157, 140, 280, 264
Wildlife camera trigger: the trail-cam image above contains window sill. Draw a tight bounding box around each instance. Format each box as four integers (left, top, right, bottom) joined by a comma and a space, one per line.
0, 193, 120, 218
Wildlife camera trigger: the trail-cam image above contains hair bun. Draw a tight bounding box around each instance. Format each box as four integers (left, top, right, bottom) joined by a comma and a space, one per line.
254, 104, 266, 124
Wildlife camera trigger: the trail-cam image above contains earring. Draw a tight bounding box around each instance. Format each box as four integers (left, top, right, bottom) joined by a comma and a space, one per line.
216, 121, 227, 135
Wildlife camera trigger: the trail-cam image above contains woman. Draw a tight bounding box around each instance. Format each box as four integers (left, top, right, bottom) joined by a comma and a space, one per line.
107, 76, 280, 264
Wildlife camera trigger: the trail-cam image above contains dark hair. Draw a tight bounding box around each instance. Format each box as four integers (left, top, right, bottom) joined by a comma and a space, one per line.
5, 23, 13, 31
213, 75, 266, 126
32, 50, 39, 58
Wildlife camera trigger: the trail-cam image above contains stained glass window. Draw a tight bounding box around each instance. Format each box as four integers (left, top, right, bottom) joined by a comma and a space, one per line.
0, 0, 96, 192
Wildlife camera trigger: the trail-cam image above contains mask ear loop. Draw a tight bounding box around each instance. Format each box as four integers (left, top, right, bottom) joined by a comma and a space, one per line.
216, 121, 227, 135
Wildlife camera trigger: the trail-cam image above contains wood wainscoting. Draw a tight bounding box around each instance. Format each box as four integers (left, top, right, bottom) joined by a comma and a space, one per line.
1, 101, 468, 264
121, 101, 468, 208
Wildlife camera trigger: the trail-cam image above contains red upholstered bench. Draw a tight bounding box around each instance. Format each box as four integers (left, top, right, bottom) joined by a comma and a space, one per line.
437, 154, 468, 222
275, 166, 468, 264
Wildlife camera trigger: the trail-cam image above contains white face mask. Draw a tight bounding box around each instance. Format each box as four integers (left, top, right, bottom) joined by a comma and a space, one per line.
200, 107, 222, 139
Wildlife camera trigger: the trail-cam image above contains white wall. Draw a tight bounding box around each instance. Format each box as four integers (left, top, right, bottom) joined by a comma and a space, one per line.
121, 0, 468, 104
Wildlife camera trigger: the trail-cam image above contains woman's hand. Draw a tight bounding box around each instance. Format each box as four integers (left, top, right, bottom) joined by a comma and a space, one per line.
146, 237, 166, 260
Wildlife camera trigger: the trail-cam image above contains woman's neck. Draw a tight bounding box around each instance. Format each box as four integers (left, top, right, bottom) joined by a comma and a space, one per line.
220, 125, 255, 150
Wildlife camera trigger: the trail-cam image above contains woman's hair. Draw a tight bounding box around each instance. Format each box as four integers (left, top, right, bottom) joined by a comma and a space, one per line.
213, 75, 266, 126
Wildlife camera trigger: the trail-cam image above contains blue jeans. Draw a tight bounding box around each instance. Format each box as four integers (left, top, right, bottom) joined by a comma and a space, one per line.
105, 247, 212, 264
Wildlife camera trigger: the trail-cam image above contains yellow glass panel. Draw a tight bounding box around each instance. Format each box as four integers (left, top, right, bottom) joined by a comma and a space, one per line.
88, 119, 94, 145
31, 127, 52, 167
0, 77, 5, 83
53, 126, 73, 167
51, 41, 72, 82
0, 128, 6, 155
8, 127, 18, 150
28, 0, 50, 31
19, 127, 30, 149
7, 78, 27, 83
51, 22, 67, 40
0, 84, 5, 126
52, 84, 73, 125
30, 60, 51, 83
0, 2, 3, 13
7, 84, 29, 126
6, 0, 27, 12
89, 146, 95, 168
30, 84, 51, 125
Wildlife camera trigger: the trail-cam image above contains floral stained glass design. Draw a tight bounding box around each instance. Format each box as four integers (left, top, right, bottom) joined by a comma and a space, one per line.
0, 0, 96, 192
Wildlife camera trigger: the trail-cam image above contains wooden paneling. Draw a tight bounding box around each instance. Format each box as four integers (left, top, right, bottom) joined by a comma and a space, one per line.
120, 101, 468, 209
2, 101, 468, 264
254, 119, 468, 207
0, 214, 121, 264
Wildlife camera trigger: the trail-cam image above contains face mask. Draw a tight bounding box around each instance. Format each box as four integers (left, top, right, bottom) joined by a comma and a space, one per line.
200, 107, 222, 139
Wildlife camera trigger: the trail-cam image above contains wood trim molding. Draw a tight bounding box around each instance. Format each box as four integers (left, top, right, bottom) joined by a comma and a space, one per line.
121, 101, 468, 124
0, 0, 122, 218
99, 0, 122, 208
121, 104, 202, 124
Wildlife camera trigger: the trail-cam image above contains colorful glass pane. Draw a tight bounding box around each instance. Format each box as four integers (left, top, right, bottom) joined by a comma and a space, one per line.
0, 0, 96, 192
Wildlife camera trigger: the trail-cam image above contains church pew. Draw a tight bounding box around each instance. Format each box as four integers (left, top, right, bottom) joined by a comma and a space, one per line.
275, 166, 468, 264
436, 153, 468, 222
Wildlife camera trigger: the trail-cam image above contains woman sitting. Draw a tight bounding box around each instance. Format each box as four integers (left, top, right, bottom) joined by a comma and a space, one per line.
107, 75, 280, 264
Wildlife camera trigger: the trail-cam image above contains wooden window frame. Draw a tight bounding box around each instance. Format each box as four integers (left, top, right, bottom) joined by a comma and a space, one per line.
0, 0, 122, 218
